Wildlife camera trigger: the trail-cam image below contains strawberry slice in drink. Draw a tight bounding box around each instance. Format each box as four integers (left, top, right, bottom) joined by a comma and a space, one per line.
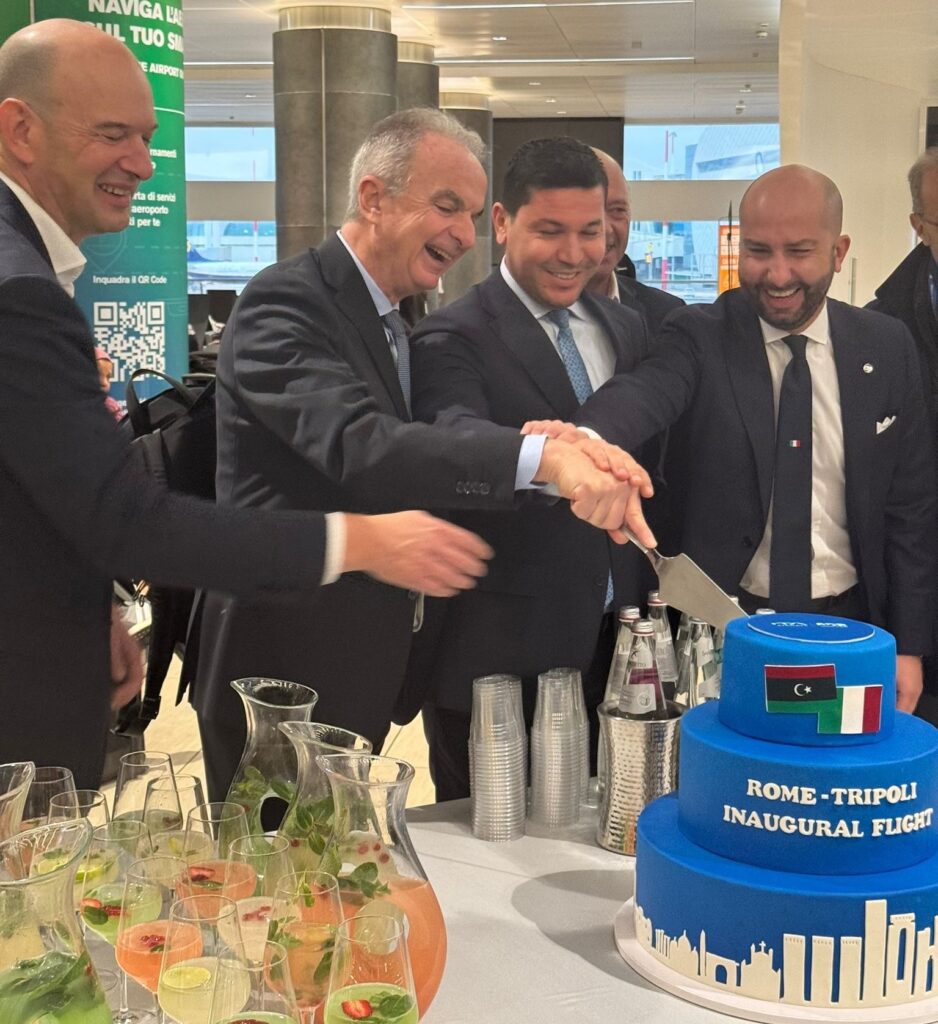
117, 920, 203, 993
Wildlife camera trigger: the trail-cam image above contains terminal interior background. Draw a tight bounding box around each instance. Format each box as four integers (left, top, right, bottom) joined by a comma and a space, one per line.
127, 0, 938, 802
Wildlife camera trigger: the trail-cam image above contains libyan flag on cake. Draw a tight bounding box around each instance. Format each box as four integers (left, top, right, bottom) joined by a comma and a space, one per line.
764, 665, 882, 734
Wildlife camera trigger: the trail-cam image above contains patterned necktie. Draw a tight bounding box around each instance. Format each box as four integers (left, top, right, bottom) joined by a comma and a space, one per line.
382, 309, 411, 416
547, 308, 593, 403
546, 308, 613, 606
769, 334, 813, 611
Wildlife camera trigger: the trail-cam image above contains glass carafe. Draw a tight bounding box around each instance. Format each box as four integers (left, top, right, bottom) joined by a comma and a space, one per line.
0, 820, 111, 1024
317, 754, 446, 1018
277, 723, 373, 873
0, 763, 35, 842
225, 677, 318, 833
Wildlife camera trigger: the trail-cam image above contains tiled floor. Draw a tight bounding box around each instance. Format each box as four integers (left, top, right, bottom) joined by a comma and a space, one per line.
105, 658, 436, 809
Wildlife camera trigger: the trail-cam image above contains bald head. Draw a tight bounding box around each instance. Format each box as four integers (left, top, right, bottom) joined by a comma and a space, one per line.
0, 19, 155, 243
587, 148, 632, 295
737, 164, 850, 332
740, 165, 844, 236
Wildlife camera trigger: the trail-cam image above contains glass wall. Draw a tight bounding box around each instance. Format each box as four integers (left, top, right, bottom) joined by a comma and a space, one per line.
185, 126, 276, 182
623, 124, 780, 182
186, 221, 277, 293
626, 220, 720, 304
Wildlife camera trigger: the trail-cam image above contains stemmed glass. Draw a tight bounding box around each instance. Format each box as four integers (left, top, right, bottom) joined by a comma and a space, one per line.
209, 940, 301, 1024
79, 819, 153, 1023
227, 834, 292, 962
157, 894, 248, 1024
177, 803, 255, 905
48, 788, 111, 828
115, 854, 192, 1022
144, 775, 206, 855
269, 870, 344, 1023
114, 752, 176, 823
20, 765, 76, 831
324, 914, 417, 1024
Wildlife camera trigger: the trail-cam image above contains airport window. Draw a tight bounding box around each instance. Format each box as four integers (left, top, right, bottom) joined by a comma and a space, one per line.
184, 126, 276, 182
626, 220, 724, 304
187, 220, 277, 293
623, 124, 780, 181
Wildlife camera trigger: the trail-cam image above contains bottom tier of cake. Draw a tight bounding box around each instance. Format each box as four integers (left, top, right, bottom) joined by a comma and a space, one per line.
634, 796, 938, 1009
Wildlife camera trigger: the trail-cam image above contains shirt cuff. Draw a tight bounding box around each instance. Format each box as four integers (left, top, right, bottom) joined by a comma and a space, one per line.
322, 512, 346, 585
579, 426, 603, 441
515, 433, 548, 490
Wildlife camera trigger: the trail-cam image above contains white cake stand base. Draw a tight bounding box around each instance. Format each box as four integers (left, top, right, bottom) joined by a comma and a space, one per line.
614, 899, 938, 1023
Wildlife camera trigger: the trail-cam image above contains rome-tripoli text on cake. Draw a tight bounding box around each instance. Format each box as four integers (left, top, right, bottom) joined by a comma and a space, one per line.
632, 613, 938, 1010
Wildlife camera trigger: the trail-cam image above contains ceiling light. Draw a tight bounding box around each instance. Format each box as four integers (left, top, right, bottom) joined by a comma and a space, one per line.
491, 35, 508, 41
245, 93, 257, 98
740, 84, 751, 93
755, 23, 769, 39
405, 2, 693, 9
735, 100, 746, 115
437, 55, 694, 65
545, 97, 557, 103
558, 110, 567, 114
529, 80, 542, 85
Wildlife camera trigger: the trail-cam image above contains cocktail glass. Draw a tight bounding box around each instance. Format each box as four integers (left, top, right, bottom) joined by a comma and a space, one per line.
48, 789, 111, 829
144, 775, 206, 847
227, 834, 291, 962
114, 753, 175, 824
209, 940, 300, 1024
324, 915, 417, 1024
19, 765, 76, 833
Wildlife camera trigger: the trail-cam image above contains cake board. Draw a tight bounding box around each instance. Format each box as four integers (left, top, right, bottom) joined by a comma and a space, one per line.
614, 898, 938, 1024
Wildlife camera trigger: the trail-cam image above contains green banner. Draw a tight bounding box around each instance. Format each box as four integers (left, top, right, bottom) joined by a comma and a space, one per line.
0, 1, 30, 39
29, 0, 188, 398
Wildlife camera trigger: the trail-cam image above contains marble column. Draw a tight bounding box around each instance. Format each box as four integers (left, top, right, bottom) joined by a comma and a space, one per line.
273, 4, 397, 258
397, 40, 438, 111
439, 93, 493, 306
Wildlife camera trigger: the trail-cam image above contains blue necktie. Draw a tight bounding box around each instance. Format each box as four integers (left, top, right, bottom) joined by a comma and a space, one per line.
382, 309, 411, 416
547, 308, 593, 403
769, 335, 813, 610
546, 308, 613, 607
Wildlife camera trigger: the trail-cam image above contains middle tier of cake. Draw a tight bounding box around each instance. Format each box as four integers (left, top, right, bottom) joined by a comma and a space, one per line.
678, 702, 938, 874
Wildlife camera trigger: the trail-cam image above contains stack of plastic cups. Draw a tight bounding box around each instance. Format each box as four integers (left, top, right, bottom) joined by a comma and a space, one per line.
528, 668, 587, 828
469, 674, 526, 842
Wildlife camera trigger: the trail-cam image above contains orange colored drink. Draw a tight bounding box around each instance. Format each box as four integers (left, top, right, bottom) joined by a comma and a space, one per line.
281, 920, 335, 1014
175, 860, 257, 911
116, 920, 203, 992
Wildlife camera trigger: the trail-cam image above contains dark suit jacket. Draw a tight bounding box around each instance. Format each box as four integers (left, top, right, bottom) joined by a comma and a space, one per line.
0, 182, 327, 786
195, 235, 526, 763
577, 288, 936, 655
615, 272, 685, 335
404, 270, 654, 716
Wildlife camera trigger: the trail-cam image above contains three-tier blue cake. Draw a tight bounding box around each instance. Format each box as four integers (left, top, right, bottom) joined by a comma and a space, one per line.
633, 613, 938, 1010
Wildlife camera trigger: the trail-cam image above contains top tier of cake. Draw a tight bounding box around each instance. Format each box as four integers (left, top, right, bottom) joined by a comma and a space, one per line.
719, 613, 896, 747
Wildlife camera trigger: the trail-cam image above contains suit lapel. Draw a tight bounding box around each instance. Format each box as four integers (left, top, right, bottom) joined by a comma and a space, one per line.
829, 300, 873, 533
480, 273, 580, 419
318, 233, 410, 420
0, 182, 53, 268
582, 291, 634, 370
724, 293, 776, 521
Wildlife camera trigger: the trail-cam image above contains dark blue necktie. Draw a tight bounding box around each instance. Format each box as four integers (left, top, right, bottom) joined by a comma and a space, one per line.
382, 309, 411, 416
769, 334, 812, 610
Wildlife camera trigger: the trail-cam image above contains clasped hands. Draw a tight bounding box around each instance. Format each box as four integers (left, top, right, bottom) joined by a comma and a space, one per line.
524, 419, 657, 548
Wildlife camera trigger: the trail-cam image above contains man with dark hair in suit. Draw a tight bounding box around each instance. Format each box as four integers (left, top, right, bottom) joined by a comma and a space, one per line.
0, 19, 500, 786
586, 149, 684, 334
195, 116, 656, 800
407, 137, 656, 799
541, 164, 935, 712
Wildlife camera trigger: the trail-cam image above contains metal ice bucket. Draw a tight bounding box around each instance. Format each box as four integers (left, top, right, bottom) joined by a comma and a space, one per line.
596, 700, 683, 855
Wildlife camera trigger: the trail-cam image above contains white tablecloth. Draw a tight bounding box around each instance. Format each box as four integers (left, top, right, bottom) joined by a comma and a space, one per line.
410, 799, 733, 1024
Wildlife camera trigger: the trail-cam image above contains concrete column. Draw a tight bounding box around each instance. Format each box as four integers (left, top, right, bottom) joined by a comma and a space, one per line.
397, 41, 439, 111
440, 93, 493, 306
273, 5, 397, 258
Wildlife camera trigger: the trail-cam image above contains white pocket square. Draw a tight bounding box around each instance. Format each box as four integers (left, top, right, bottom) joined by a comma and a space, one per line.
876, 416, 896, 435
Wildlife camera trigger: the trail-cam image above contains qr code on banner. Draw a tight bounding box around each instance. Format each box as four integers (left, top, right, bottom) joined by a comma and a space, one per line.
93, 300, 165, 382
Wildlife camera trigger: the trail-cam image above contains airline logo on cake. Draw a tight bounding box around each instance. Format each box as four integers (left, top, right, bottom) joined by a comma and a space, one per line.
764, 664, 882, 734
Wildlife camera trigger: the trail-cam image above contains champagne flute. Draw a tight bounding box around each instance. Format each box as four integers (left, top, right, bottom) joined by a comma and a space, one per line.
47, 788, 111, 828
144, 774, 206, 853
115, 855, 192, 1008
179, 802, 255, 906
324, 914, 417, 1024
114, 752, 176, 823
79, 819, 153, 1023
20, 765, 76, 832
209, 940, 300, 1024
157, 894, 248, 1024
227, 834, 292, 962
269, 870, 343, 1023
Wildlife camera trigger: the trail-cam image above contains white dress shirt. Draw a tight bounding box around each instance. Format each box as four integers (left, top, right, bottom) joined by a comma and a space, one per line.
739, 303, 858, 600
500, 258, 617, 390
